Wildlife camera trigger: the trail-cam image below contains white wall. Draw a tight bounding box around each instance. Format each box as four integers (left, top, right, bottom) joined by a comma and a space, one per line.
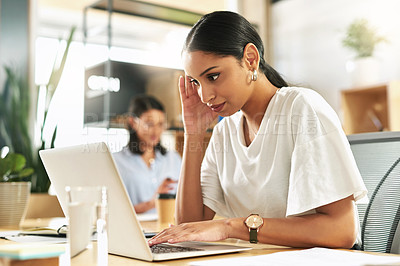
272, 0, 400, 118
241, 0, 269, 48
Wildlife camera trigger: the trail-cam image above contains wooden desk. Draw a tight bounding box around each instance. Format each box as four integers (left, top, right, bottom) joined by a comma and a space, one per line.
0, 218, 295, 265
1, 218, 399, 265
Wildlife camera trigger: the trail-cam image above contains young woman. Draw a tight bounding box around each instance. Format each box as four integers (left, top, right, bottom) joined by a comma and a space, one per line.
113, 95, 181, 214
149, 11, 367, 248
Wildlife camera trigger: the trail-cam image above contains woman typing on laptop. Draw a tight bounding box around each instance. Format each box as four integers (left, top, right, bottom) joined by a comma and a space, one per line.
113, 95, 181, 214
149, 11, 367, 248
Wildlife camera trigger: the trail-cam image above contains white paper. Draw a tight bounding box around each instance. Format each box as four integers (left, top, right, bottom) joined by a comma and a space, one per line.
190, 248, 400, 266
6, 235, 67, 244
1, 230, 66, 243
137, 212, 158, 222
0, 231, 20, 238
47, 217, 68, 229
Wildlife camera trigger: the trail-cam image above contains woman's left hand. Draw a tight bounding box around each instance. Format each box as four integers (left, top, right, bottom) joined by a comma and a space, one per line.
148, 220, 231, 246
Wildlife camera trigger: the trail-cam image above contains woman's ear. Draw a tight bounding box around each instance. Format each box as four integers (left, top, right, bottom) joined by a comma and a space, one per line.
243, 43, 260, 70
127, 116, 138, 131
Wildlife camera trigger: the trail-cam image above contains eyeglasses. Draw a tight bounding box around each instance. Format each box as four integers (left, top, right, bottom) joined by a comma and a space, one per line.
135, 118, 167, 130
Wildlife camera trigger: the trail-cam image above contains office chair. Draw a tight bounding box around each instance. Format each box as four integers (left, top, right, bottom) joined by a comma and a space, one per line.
361, 156, 400, 253
348, 131, 400, 253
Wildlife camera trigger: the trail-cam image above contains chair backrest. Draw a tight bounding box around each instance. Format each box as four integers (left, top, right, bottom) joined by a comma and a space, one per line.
348, 131, 400, 253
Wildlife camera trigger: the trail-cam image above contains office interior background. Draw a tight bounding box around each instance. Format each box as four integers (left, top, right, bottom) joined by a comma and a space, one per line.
1, 0, 400, 153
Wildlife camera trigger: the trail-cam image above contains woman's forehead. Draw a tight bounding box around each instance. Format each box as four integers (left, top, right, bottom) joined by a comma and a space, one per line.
182, 51, 237, 77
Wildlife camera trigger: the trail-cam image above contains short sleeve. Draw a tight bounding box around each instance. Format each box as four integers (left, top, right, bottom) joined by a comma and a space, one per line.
200, 128, 230, 217
286, 91, 367, 216
287, 129, 367, 216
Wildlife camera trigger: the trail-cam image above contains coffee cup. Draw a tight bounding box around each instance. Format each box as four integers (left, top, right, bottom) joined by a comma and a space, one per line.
156, 193, 176, 227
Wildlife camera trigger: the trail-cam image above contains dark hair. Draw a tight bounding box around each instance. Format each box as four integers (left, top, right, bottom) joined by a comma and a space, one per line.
184, 11, 287, 88
127, 95, 167, 155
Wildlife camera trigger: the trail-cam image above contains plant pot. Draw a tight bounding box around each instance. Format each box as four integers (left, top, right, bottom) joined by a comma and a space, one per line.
346, 57, 380, 87
0, 182, 31, 228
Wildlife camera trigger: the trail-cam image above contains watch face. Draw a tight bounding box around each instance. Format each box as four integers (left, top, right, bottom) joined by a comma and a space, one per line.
245, 214, 264, 229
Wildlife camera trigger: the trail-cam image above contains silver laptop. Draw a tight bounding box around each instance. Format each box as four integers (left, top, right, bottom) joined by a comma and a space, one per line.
39, 142, 250, 261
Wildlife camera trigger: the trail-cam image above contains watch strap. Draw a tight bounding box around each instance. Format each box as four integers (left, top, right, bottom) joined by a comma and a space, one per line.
249, 228, 258, 243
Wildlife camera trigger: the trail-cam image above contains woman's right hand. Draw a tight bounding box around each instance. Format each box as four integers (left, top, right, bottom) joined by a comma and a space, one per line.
178, 76, 218, 135
156, 178, 177, 195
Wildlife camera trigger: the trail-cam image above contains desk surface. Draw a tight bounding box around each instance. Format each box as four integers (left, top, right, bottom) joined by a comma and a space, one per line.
1, 218, 399, 266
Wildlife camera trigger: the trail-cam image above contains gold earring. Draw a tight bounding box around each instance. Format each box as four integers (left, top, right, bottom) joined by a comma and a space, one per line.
251, 69, 258, 81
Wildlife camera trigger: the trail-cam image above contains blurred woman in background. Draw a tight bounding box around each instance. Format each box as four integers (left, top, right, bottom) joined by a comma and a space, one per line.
113, 95, 181, 214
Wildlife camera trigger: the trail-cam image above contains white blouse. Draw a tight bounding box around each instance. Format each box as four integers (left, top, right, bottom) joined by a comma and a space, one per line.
201, 87, 367, 219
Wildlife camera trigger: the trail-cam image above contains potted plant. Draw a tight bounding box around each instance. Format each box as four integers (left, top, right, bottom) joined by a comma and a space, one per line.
0, 26, 75, 193
0, 151, 34, 227
342, 18, 386, 87
0, 27, 75, 220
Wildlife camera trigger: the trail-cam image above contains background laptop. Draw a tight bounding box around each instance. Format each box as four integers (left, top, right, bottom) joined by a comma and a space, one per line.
39, 142, 250, 261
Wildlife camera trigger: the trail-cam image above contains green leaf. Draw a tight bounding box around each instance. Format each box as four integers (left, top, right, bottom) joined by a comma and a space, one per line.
1, 66, 33, 167
0, 159, 12, 179
1, 26, 74, 190
18, 167, 34, 178
342, 18, 387, 58
7, 153, 26, 173
50, 126, 58, 148
0, 153, 33, 181
47, 26, 76, 102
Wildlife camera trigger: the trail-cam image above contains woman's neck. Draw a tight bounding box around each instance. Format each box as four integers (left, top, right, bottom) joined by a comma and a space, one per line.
141, 147, 155, 167
242, 75, 279, 130
241, 75, 279, 145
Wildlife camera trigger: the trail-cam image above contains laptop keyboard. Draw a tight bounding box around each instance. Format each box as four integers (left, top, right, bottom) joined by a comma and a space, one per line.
150, 244, 204, 254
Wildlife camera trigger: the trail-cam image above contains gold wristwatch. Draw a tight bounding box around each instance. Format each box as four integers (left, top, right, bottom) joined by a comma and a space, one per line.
244, 214, 264, 244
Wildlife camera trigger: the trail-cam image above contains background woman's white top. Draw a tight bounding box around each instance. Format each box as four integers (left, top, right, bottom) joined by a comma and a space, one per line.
113, 147, 182, 212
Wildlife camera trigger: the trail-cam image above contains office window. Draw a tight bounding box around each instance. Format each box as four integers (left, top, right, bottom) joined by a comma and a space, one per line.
34, 36, 184, 152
